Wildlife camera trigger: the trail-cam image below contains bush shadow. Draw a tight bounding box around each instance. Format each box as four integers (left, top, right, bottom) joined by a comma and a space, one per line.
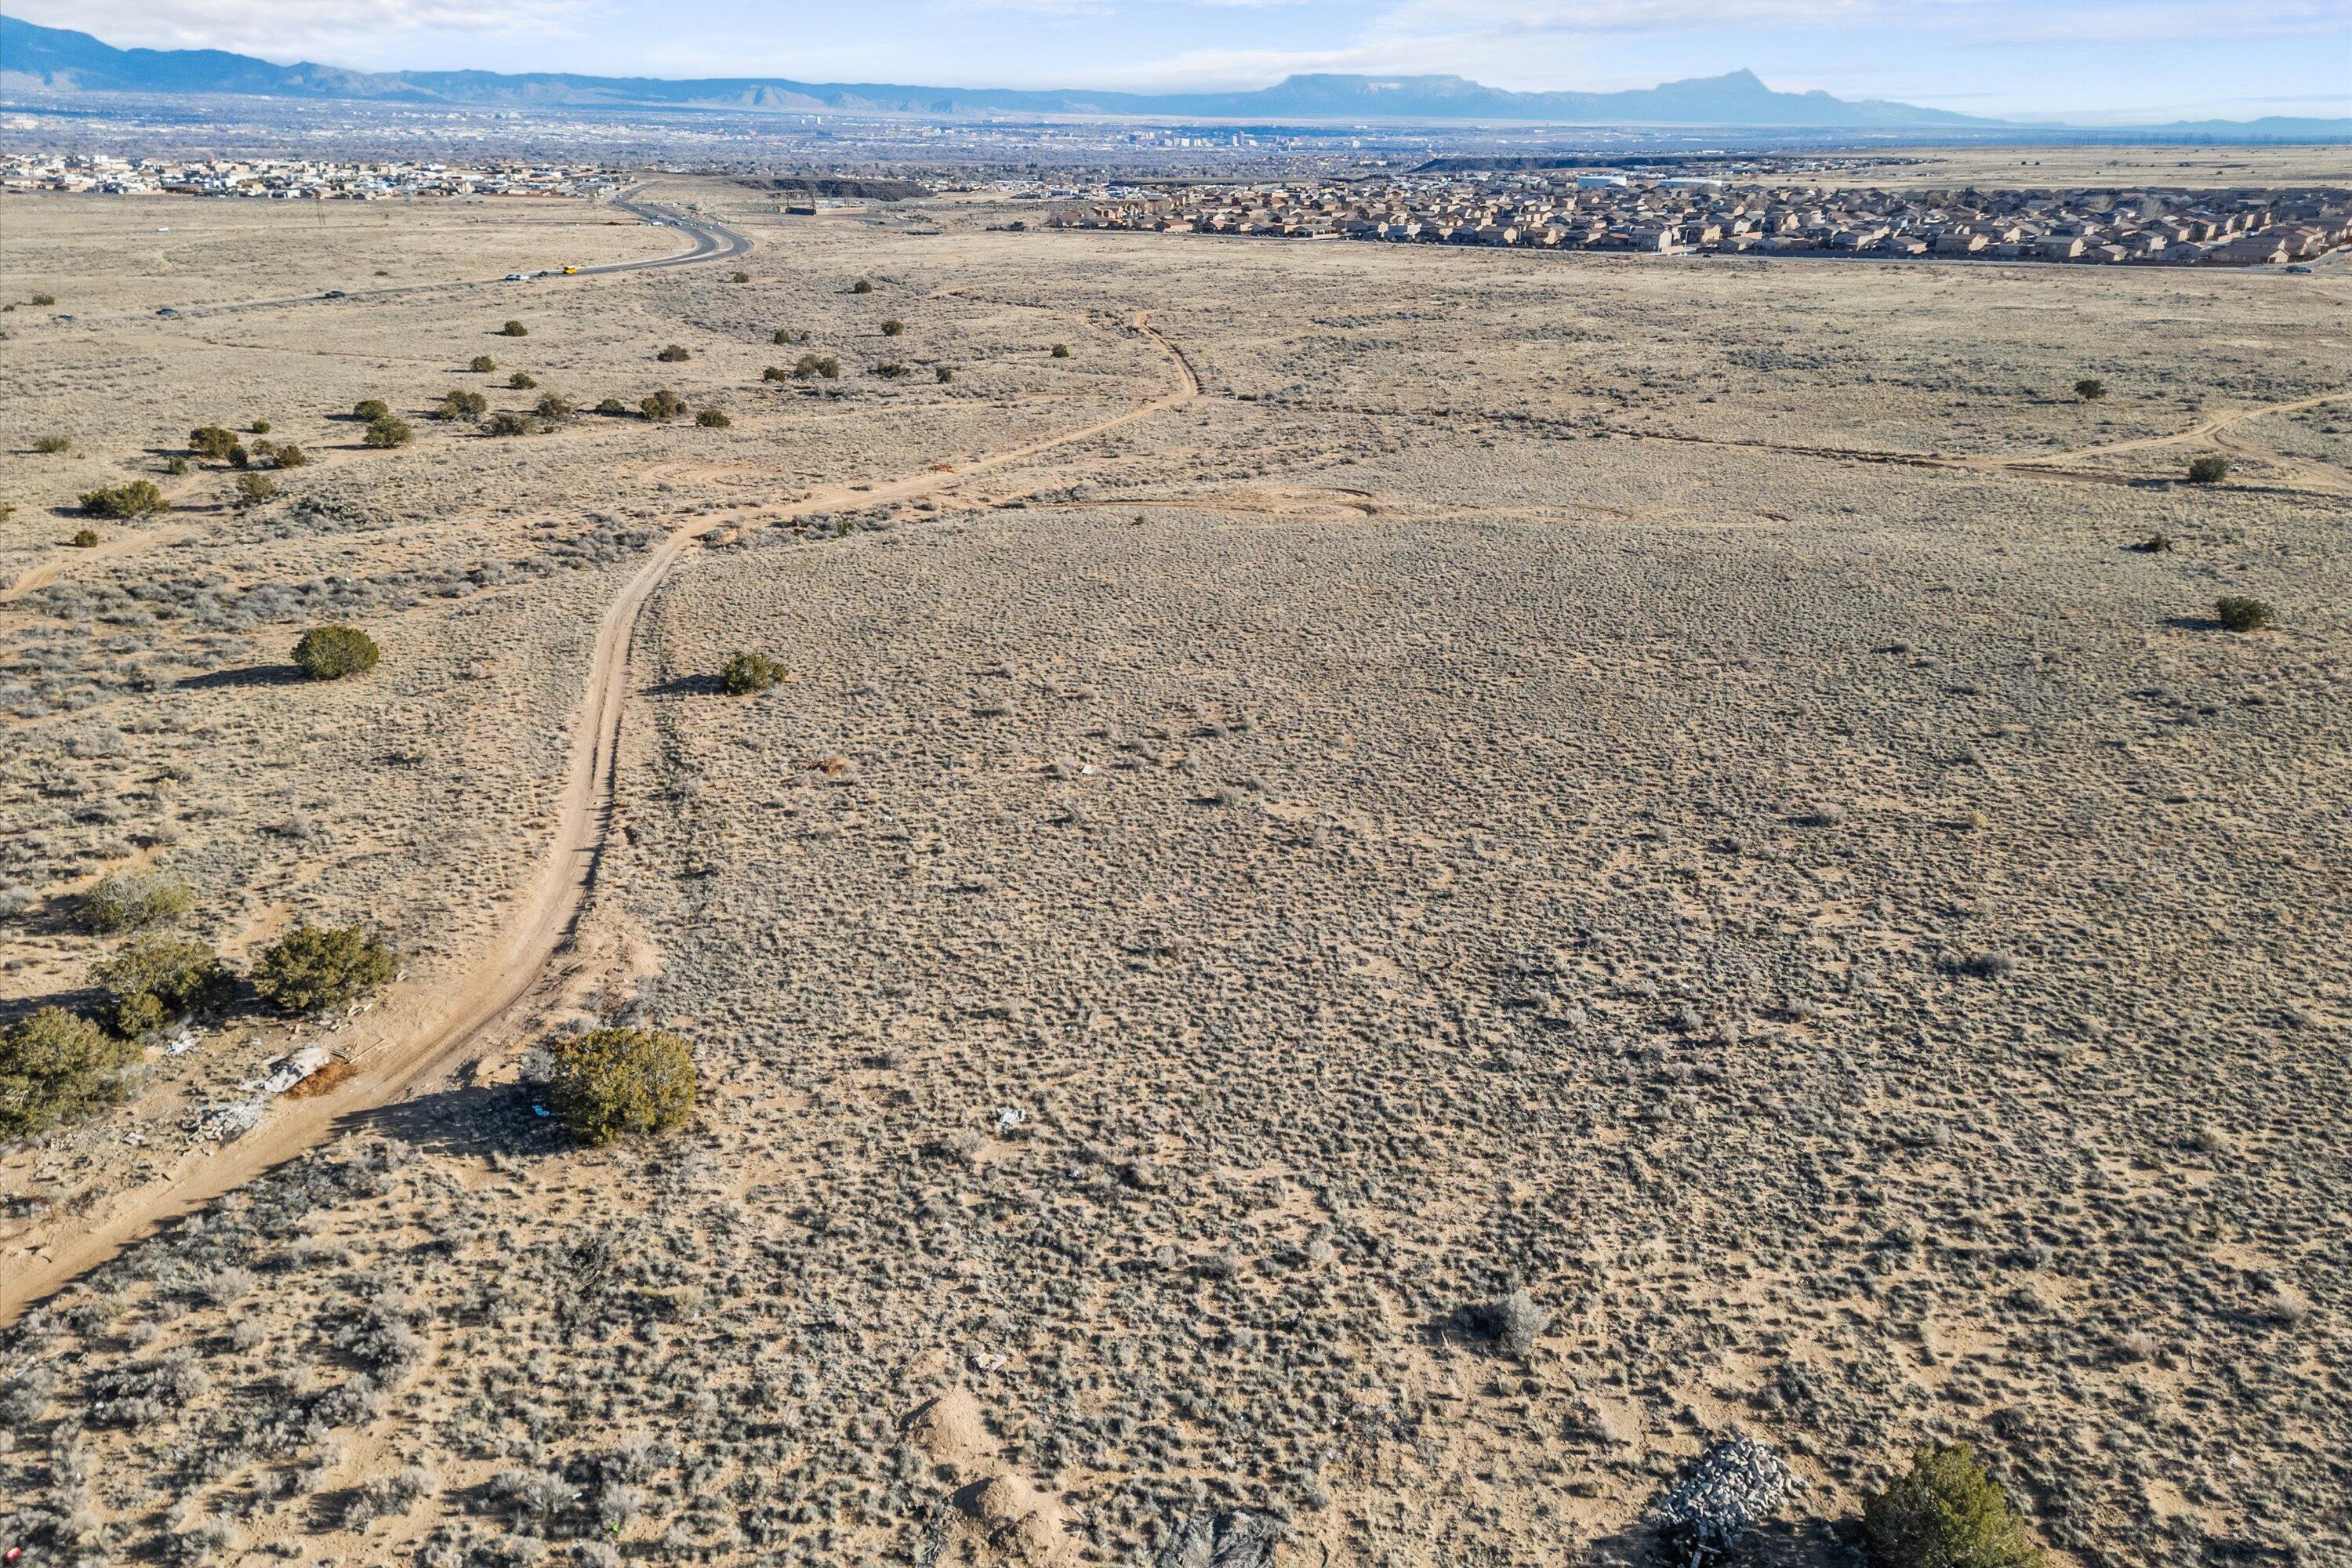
178, 663, 310, 690
643, 673, 725, 697
332, 1080, 566, 1161
1584, 1519, 1857, 1568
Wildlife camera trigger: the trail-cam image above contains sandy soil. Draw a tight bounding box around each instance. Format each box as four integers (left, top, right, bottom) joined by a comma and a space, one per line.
2, 180, 2347, 1568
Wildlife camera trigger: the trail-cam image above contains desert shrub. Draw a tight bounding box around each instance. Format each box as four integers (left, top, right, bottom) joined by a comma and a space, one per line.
294, 624, 380, 679
1051, 343, 1070, 358
499, 320, 528, 337
2073, 378, 2106, 400
851, 278, 874, 294
936, 365, 955, 383
762, 365, 789, 382
1, 1008, 141, 1142
2214, 595, 2274, 632
544, 1026, 697, 1146
251, 925, 398, 1013
166, 456, 189, 475
364, 415, 414, 448
93, 935, 234, 1036
594, 397, 629, 416
71, 527, 100, 547
485, 410, 537, 437
793, 354, 840, 379
695, 408, 731, 428
535, 393, 576, 421
29, 291, 56, 306
250, 418, 271, 434
731, 270, 750, 283
874, 361, 909, 379
2187, 456, 2229, 485
1863, 1443, 2042, 1568
82, 870, 193, 934
507, 371, 538, 390
227, 442, 250, 468
32, 434, 71, 454
233, 472, 281, 510
771, 328, 808, 345
656, 343, 691, 362
353, 398, 390, 422
641, 388, 687, 421
2131, 532, 2174, 553
880, 318, 906, 336
470, 354, 499, 373
434, 390, 488, 421
270, 441, 308, 468
1469, 1287, 1551, 1358
718, 651, 788, 694
188, 425, 239, 460
81, 481, 169, 519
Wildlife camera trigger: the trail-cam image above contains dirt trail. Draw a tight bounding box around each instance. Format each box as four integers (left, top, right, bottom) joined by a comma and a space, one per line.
0, 315, 1197, 1325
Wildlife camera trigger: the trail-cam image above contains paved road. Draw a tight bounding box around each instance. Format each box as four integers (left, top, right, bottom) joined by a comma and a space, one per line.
163, 188, 750, 321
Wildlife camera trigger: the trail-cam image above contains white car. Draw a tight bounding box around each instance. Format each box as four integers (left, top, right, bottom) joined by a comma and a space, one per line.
504, 271, 527, 281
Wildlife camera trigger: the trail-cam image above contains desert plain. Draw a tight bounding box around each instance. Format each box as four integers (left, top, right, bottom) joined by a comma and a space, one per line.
1, 180, 2348, 1568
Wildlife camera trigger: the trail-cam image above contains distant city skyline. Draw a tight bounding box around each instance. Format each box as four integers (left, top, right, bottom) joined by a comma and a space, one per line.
3, 0, 2347, 122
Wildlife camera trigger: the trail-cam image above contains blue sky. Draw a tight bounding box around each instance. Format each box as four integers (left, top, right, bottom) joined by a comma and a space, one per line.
20, 0, 2352, 119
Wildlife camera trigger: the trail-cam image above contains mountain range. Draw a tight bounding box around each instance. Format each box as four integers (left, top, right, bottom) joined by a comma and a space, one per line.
2, 16, 2347, 136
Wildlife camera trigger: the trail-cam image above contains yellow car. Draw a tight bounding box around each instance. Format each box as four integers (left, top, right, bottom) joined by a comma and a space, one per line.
562, 266, 579, 274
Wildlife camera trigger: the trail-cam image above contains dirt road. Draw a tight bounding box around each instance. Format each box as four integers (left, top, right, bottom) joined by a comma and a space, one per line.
0, 315, 1198, 1324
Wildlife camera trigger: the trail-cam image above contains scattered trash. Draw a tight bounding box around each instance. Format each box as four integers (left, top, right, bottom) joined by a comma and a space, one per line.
1160, 1510, 1279, 1568
993, 1105, 1027, 1135
260, 1047, 332, 1096
968, 1352, 1008, 1373
189, 1100, 265, 1143
1080, 763, 1096, 775
1652, 1435, 1805, 1567
164, 1028, 199, 1057
532, 1104, 550, 1117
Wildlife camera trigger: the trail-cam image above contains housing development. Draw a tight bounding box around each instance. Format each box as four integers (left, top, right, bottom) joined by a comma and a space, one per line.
1051, 170, 2352, 265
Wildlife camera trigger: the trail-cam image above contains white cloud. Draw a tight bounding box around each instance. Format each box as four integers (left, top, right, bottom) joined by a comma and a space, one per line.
12, 0, 608, 64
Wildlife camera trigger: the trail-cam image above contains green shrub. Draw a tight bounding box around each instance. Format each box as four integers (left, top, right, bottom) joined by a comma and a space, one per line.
535, 393, 576, 421
507, 371, 538, 390
731, 270, 750, 283
434, 390, 488, 421
793, 354, 840, 379
874, 361, 909, 379
166, 456, 189, 475
353, 398, 391, 422
93, 935, 234, 1036
762, 365, 789, 382
71, 527, 100, 547
233, 472, 281, 510
270, 441, 308, 469
594, 397, 629, 416
486, 410, 538, 437
1, 1008, 141, 1142
936, 366, 955, 383
2187, 456, 2229, 485
82, 870, 194, 934
1050, 343, 1070, 358
2073, 379, 2106, 401
851, 278, 874, 295
251, 924, 398, 1013
880, 318, 906, 336
293, 624, 380, 680
695, 408, 731, 428
657, 343, 691, 362
718, 652, 787, 694
1863, 1443, 2042, 1568
470, 354, 498, 373
544, 1026, 697, 1146
250, 418, 271, 434
29, 291, 56, 306
499, 320, 528, 337
189, 425, 240, 461
227, 442, 251, 468
2214, 596, 2274, 632
642, 388, 687, 422
81, 480, 169, 519
32, 434, 71, 453
772, 328, 808, 345
365, 415, 414, 448
2131, 532, 2174, 553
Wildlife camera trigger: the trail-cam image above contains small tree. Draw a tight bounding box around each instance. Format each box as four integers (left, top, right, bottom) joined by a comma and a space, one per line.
1, 1008, 142, 1142
71, 528, 99, 547
486, 410, 538, 437
81, 481, 169, 519
499, 320, 529, 337
250, 418, 271, 434
353, 398, 391, 422
32, 434, 71, 454
2073, 378, 2107, 401
2187, 456, 2229, 485
82, 870, 194, 934
189, 425, 240, 461
544, 1026, 697, 1146
535, 393, 576, 422
434, 390, 488, 421
294, 624, 381, 680
695, 408, 731, 428
93, 935, 234, 1036
270, 442, 308, 468
365, 415, 414, 448
642, 388, 687, 422
166, 456, 190, 475
2214, 596, 2274, 632
251, 924, 398, 1013
507, 371, 538, 390
719, 652, 787, 694
880, 318, 906, 336
1050, 343, 1070, 358
851, 278, 874, 295
657, 344, 691, 362
233, 472, 281, 510
470, 354, 499, 373
1863, 1443, 2042, 1568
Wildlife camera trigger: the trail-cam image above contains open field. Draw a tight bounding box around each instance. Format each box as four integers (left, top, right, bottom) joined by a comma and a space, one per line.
1848, 145, 2352, 190
2, 182, 2349, 1568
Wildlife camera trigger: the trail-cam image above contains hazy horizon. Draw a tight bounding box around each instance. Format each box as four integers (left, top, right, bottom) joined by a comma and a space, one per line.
5, 0, 2347, 124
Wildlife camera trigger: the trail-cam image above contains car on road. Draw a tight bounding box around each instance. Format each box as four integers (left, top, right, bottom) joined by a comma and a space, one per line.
156, 307, 178, 317
563, 266, 579, 274
324, 290, 348, 299
504, 272, 527, 281
2285, 263, 2314, 274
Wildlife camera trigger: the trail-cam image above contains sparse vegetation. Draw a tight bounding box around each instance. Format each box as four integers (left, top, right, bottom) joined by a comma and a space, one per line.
763, 365, 789, 382
499, 320, 529, 337
2131, 532, 2174, 553
470, 354, 499, 373
543, 1025, 698, 1146
695, 408, 731, 427
730, 270, 750, 283
270, 441, 308, 468
365, 414, 415, 448
81, 871, 194, 934
874, 361, 910, 379
28, 290, 56, 306
2215, 595, 2274, 632
293, 624, 381, 680
1863, 1443, 2043, 1568
880, 318, 906, 336
0, 1007, 142, 1142
657, 343, 691, 362
71, 527, 100, 546
773, 328, 809, 345
793, 354, 840, 379
508, 371, 539, 389
936, 365, 955, 383
93, 935, 234, 1036
2073, 378, 2107, 401
1051, 342, 1070, 358
486, 410, 539, 437
79, 480, 169, 519
2187, 455, 2230, 484
641, 388, 687, 421
353, 398, 391, 422
535, 393, 576, 421
32, 434, 71, 453
851, 278, 874, 294
718, 652, 787, 694
251, 924, 399, 1014
434, 389, 488, 421
233, 471, 281, 510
